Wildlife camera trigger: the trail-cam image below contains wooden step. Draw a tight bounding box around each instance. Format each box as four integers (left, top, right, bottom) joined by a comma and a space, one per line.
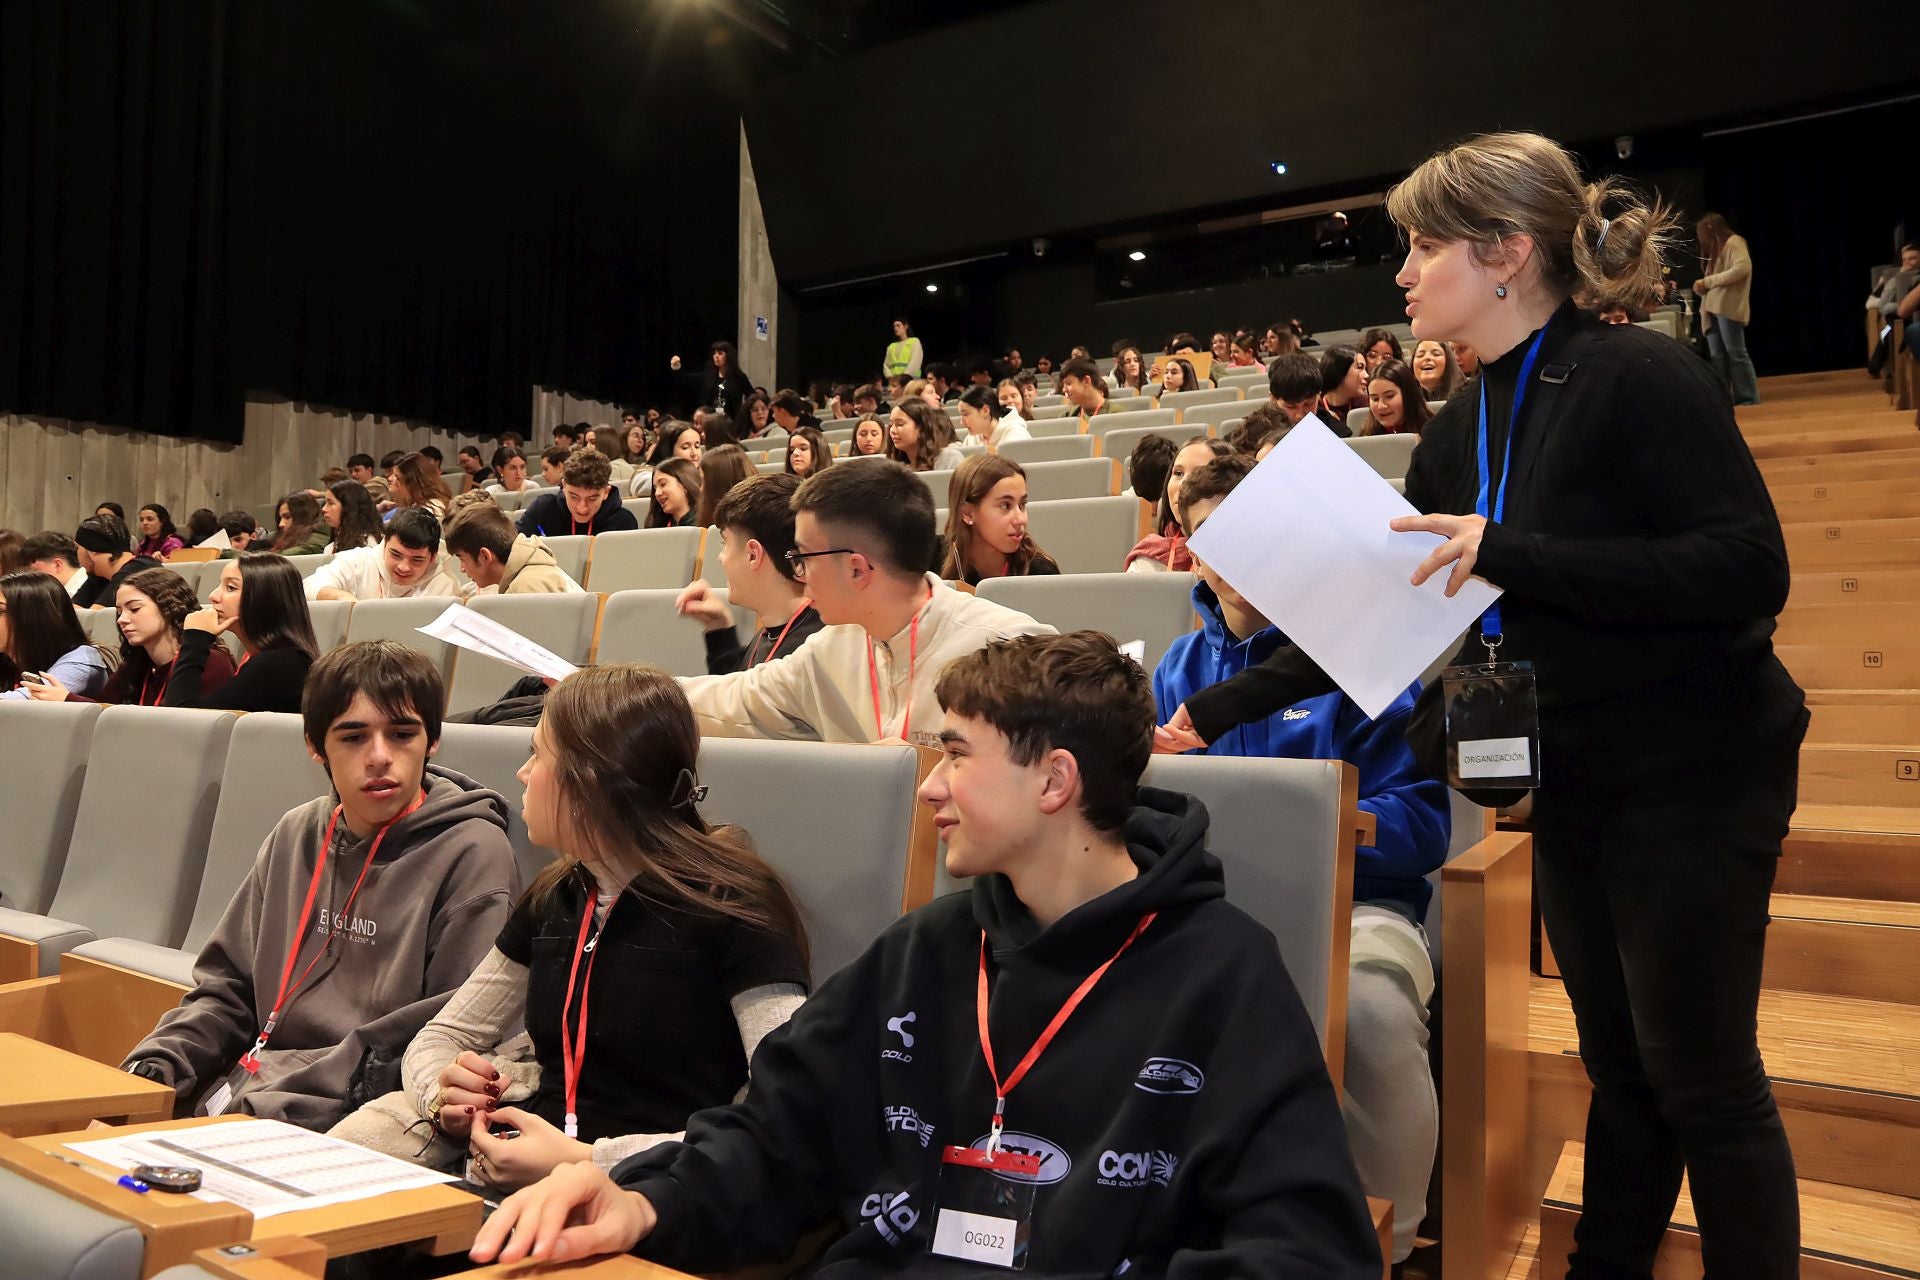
1806, 700, 1920, 745
1765, 892, 1920, 1004
1798, 744, 1920, 808
1778, 603, 1920, 650
1781, 827, 1920, 900
1779, 643, 1920, 688
1760, 452, 1920, 484
1792, 804, 1920, 841
1785, 541, 1920, 571
1540, 1141, 1920, 1279
1749, 434, 1920, 462
1777, 493, 1920, 524
1769, 476, 1920, 507
1528, 978, 1920, 1201
1791, 571, 1920, 608
1782, 516, 1920, 546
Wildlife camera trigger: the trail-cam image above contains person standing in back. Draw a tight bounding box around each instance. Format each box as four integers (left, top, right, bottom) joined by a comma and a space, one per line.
1694, 212, 1759, 405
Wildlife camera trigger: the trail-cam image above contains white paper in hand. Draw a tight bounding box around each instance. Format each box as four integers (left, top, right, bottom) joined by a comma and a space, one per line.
417, 604, 579, 682
198, 527, 232, 550
1185, 416, 1499, 718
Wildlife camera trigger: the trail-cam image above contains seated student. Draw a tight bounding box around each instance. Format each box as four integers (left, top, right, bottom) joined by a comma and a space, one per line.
308, 508, 463, 602
1361, 359, 1435, 437
887, 400, 964, 473
1409, 338, 1464, 402
521, 450, 641, 537
701, 412, 741, 450
184, 508, 221, 548
458, 445, 496, 490
783, 426, 832, 481
1124, 433, 1177, 504
22, 531, 89, 598
388, 452, 454, 521
95, 501, 128, 526
446, 501, 585, 595
1317, 346, 1369, 430
1112, 345, 1151, 392
848, 413, 889, 458
72, 514, 161, 609
1158, 356, 1207, 398
589, 427, 635, 488
1150, 456, 1448, 1265
1448, 340, 1480, 380
1123, 438, 1232, 573
768, 391, 819, 444
940, 456, 1061, 585
338, 664, 810, 1188
470, 630, 1380, 1277
1058, 356, 1115, 423
0, 529, 22, 575
1227, 403, 1297, 457
955, 384, 1030, 447
214, 510, 262, 556
419, 445, 446, 472
1210, 329, 1234, 369
553, 425, 581, 453
25, 567, 234, 706
134, 504, 187, 560
1360, 328, 1403, 374
645, 458, 703, 529
680, 461, 1052, 745
321, 480, 385, 554
268, 492, 332, 555
651, 421, 704, 469
998, 375, 1036, 422
697, 445, 755, 527
0, 570, 113, 700
347, 453, 391, 505
538, 444, 572, 489
487, 448, 532, 496
1227, 333, 1265, 370
121, 641, 519, 1128
1266, 351, 1348, 436
675, 475, 825, 675
160, 553, 322, 712
1033, 353, 1054, 377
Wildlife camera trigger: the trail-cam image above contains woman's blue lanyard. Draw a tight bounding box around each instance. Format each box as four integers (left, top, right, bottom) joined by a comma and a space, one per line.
1473, 328, 1549, 658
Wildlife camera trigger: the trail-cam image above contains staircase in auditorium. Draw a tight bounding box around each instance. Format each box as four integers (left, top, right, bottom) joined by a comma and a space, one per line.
1510, 369, 1920, 1279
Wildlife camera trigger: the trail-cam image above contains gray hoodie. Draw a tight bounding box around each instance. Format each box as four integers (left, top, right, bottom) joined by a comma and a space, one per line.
125, 764, 521, 1131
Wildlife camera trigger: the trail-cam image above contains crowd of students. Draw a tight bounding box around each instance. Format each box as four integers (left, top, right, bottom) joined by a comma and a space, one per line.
0, 129, 1793, 1280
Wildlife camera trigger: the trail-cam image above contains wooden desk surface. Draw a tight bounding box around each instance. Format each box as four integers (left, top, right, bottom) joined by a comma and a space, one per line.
0, 1031, 175, 1136
23, 1114, 484, 1258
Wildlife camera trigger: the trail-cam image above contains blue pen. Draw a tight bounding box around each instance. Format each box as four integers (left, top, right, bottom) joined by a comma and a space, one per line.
56, 1157, 150, 1194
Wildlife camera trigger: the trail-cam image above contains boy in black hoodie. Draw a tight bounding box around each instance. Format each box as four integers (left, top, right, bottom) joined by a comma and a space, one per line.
470, 631, 1379, 1278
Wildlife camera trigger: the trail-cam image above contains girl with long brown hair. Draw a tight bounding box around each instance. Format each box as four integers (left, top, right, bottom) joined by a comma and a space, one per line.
387, 665, 810, 1191
939, 455, 1060, 584
1693, 211, 1759, 405
388, 452, 454, 519
26, 566, 234, 706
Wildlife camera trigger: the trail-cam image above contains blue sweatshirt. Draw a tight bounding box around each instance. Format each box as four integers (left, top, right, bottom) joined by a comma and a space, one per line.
1153, 581, 1449, 919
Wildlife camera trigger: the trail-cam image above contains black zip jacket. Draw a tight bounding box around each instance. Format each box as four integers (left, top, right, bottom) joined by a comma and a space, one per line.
520, 486, 639, 538
1185, 303, 1803, 796
703, 603, 826, 674
612, 789, 1379, 1278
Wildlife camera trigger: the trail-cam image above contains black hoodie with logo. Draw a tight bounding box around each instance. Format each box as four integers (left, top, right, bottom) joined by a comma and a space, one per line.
612, 788, 1379, 1278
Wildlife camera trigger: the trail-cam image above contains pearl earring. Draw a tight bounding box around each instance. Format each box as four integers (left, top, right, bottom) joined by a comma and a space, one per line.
1495, 283, 1509, 299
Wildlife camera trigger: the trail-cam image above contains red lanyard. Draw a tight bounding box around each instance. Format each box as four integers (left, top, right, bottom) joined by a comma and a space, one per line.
240, 791, 423, 1072
560, 890, 616, 1140
975, 912, 1156, 1154
866, 609, 923, 743
749, 598, 813, 668
571, 517, 586, 536
138, 659, 176, 707
236, 650, 252, 672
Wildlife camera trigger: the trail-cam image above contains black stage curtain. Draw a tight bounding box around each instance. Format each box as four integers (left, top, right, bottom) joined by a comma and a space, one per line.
0, 1, 739, 443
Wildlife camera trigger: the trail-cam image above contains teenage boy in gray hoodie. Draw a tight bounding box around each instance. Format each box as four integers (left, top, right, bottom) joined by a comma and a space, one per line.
123, 640, 522, 1131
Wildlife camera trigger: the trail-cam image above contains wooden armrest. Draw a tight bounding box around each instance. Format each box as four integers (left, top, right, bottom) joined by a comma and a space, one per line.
0, 954, 190, 1066
185, 1238, 328, 1280
1353, 811, 1377, 848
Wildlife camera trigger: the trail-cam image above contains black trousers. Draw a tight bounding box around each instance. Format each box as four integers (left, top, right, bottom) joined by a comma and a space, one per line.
1533, 742, 1801, 1280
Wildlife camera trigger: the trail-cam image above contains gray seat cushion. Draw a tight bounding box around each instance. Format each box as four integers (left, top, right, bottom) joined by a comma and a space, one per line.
0, 1166, 145, 1280
0, 909, 96, 976
69, 936, 198, 987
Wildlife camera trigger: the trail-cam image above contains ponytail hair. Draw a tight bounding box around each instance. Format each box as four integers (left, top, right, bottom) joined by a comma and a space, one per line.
1387, 131, 1677, 311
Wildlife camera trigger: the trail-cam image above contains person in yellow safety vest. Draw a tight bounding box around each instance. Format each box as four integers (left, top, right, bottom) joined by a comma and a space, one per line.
882, 318, 923, 379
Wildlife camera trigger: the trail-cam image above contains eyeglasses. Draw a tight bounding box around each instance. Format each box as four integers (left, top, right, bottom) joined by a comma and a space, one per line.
784, 547, 858, 580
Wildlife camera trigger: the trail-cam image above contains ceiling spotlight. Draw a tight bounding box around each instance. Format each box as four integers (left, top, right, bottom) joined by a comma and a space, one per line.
1270, 161, 1289, 176
1128, 250, 1147, 262
925, 283, 939, 293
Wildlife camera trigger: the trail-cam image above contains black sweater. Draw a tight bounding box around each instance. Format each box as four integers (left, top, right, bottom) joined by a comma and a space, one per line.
1185, 302, 1803, 797
702, 603, 825, 674
612, 790, 1378, 1278
163, 631, 313, 713
520, 488, 639, 538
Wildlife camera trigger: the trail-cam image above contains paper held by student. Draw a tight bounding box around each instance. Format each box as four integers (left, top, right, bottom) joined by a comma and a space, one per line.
418, 603, 580, 682
1185, 415, 1499, 719
198, 527, 232, 550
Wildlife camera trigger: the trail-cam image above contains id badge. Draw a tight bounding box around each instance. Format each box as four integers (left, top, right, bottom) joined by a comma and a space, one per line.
1442, 660, 1541, 790
928, 1145, 1038, 1270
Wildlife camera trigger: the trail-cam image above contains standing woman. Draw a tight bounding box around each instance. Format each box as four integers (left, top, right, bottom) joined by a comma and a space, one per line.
324, 480, 386, 553
1168, 132, 1804, 1279
0, 571, 113, 700
882, 319, 923, 380
26, 567, 234, 706
166, 553, 320, 712
670, 342, 748, 420
1694, 212, 1760, 405
134, 505, 186, 560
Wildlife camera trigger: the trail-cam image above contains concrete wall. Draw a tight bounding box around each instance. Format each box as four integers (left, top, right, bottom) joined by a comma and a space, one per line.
738, 122, 780, 387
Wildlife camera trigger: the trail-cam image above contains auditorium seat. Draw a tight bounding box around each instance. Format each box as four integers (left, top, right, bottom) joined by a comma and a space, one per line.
914, 469, 957, 505
1106, 396, 1154, 414
976, 572, 1199, 671
1217, 370, 1269, 391
1025, 416, 1084, 439
1084, 408, 1177, 439
1021, 456, 1121, 501
79, 606, 122, 650
541, 534, 593, 586
283, 553, 332, 579
494, 489, 530, 513
696, 527, 729, 588
956, 444, 988, 460
755, 460, 785, 475
697, 739, 929, 980
69, 713, 329, 986
163, 560, 210, 599
1345, 407, 1373, 436
0, 1165, 144, 1280
584, 527, 702, 592
0, 703, 104, 927
1177, 400, 1252, 432
436, 722, 555, 884
1098, 422, 1207, 465
1033, 394, 1066, 409
343, 597, 458, 685
1347, 433, 1420, 480
997, 435, 1095, 464
1162, 386, 1243, 415
0, 708, 235, 976
1025, 496, 1150, 572
446, 594, 601, 715
308, 599, 353, 653
1030, 403, 1075, 420
595, 588, 745, 676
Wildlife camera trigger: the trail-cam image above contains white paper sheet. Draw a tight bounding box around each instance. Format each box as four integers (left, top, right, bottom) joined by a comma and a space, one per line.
198, 528, 232, 550
67, 1118, 456, 1218
417, 603, 579, 682
1185, 416, 1499, 719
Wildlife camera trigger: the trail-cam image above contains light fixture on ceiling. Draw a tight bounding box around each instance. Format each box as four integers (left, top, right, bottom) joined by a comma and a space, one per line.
1270, 161, 1289, 176
925, 283, 939, 293
1128, 250, 1147, 262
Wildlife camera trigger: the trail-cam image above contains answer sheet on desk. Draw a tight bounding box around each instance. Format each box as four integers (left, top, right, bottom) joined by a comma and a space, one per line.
1185, 416, 1499, 718
68, 1118, 456, 1217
